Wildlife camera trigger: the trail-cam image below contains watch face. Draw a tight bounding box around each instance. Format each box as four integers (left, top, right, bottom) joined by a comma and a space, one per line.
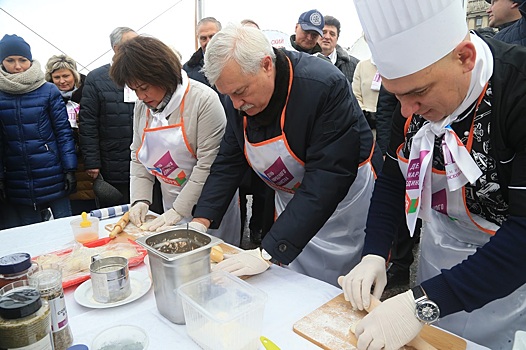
416, 301, 440, 323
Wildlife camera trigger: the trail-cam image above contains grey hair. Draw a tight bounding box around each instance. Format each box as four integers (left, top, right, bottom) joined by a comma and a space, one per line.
197, 17, 222, 33
203, 23, 275, 86
109, 27, 136, 49
44, 54, 80, 87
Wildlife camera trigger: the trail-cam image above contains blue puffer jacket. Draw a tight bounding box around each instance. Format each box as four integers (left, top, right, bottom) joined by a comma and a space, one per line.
0, 82, 77, 207
494, 2, 526, 45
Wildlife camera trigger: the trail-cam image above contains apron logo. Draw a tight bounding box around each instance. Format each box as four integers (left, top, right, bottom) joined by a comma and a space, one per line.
154, 151, 178, 177
264, 157, 295, 187
406, 193, 419, 214
431, 189, 448, 215
155, 170, 187, 186
406, 158, 421, 190
174, 171, 187, 186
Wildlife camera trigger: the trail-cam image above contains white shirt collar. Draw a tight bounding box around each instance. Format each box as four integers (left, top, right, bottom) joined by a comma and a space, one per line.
327, 49, 337, 65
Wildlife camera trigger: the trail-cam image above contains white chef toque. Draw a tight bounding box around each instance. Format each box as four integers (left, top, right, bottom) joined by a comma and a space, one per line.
353, 0, 468, 79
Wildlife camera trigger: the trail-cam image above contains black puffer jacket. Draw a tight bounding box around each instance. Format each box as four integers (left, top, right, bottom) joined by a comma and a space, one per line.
78, 64, 134, 184
494, 2, 526, 45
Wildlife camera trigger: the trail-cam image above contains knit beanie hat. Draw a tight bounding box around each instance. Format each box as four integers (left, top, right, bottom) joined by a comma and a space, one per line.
0, 34, 32, 62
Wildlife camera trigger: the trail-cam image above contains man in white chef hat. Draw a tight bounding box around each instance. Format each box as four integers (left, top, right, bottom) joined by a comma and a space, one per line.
339, 0, 526, 349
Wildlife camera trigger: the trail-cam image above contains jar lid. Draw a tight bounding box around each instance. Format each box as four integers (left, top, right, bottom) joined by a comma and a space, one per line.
66, 345, 89, 350
0, 253, 32, 274
0, 287, 42, 319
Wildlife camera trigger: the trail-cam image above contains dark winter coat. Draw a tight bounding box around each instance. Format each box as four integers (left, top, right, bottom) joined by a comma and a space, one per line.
183, 48, 211, 87
194, 49, 381, 264
60, 74, 95, 202
79, 64, 134, 184
334, 44, 359, 83
494, 2, 526, 45
374, 85, 398, 155
0, 82, 77, 206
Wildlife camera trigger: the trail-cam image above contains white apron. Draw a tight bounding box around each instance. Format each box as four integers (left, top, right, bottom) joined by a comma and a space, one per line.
136, 88, 240, 246
397, 93, 526, 349
244, 57, 376, 286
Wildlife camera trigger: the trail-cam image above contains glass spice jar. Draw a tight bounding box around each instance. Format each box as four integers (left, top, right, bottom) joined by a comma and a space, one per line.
0, 280, 53, 349
29, 264, 74, 350
0, 252, 39, 289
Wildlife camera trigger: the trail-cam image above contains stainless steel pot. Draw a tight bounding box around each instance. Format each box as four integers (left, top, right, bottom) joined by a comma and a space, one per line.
135, 227, 223, 324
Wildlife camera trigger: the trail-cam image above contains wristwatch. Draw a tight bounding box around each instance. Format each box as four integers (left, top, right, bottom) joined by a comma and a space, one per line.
411, 285, 440, 324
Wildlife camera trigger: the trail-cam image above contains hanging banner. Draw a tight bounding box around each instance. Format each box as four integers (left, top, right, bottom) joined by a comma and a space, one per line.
263, 30, 293, 51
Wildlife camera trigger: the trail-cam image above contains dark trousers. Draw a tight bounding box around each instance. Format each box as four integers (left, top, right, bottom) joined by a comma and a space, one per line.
149, 178, 164, 214
239, 169, 275, 245
389, 219, 422, 271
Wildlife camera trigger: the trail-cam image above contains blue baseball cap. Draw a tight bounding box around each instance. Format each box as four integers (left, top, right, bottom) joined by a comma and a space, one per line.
298, 9, 324, 36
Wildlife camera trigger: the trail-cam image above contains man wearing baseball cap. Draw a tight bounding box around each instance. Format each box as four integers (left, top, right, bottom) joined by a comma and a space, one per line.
289, 9, 324, 54
339, 0, 526, 348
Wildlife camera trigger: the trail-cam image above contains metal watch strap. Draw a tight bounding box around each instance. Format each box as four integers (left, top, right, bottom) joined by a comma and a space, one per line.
411, 285, 426, 301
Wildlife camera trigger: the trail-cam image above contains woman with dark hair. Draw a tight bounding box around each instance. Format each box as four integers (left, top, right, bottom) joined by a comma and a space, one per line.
0, 35, 77, 228
110, 35, 240, 245
45, 54, 96, 215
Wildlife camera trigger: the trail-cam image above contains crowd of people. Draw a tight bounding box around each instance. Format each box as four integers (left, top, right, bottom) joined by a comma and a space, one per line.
1, 0, 526, 348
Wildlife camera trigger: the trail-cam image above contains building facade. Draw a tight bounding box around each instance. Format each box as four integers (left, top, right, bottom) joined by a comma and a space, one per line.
467, 0, 491, 29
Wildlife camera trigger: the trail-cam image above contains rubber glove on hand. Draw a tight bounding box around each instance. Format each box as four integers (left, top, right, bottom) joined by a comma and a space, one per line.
142, 209, 183, 232
64, 172, 77, 194
129, 201, 149, 226
188, 221, 208, 233
355, 290, 423, 350
213, 248, 270, 277
338, 254, 387, 310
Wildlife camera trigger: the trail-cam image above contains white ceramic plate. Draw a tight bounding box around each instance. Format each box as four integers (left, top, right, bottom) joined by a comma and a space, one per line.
74, 270, 151, 309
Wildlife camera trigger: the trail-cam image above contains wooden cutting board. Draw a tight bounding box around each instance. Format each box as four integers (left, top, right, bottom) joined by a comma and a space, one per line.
293, 293, 467, 350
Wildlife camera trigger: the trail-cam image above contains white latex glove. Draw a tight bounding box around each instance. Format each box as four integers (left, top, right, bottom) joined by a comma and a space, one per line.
188, 221, 207, 233
141, 209, 183, 232
355, 290, 423, 350
338, 254, 387, 310
212, 248, 270, 277
129, 201, 149, 226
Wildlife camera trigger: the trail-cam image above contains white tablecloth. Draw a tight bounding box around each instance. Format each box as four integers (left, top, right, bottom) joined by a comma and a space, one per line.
0, 216, 489, 349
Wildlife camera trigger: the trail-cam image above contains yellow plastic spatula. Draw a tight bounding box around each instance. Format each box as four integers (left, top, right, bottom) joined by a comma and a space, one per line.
80, 212, 92, 228
260, 336, 280, 350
